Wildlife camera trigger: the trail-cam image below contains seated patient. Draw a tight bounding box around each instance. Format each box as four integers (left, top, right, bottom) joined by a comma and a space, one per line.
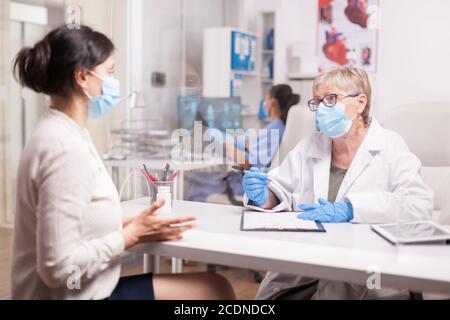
242, 67, 434, 300
186, 85, 300, 204
11, 25, 235, 300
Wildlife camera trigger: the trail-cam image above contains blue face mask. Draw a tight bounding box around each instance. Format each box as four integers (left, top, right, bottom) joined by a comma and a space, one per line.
85, 72, 121, 119
316, 101, 357, 138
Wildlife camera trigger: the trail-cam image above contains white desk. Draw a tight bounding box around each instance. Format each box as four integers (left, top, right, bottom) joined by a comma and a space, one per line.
121, 199, 450, 295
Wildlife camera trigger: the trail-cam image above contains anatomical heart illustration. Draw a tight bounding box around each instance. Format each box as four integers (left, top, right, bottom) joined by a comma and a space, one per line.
322, 27, 348, 66
317, 0, 379, 72
344, 0, 370, 28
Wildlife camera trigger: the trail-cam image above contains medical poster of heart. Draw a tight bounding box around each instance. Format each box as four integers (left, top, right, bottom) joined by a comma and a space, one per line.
318, 0, 379, 72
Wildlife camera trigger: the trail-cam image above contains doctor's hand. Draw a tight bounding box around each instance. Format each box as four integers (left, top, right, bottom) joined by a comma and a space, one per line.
121, 200, 196, 249
242, 167, 270, 207
297, 198, 354, 223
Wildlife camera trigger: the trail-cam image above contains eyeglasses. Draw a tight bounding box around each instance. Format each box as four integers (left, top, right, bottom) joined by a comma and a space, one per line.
308, 93, 360, 111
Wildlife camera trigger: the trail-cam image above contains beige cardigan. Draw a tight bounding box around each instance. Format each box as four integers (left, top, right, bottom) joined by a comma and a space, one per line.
12, 109, 124, 300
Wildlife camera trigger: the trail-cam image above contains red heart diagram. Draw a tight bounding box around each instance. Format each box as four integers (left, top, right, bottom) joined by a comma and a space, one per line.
322, 28, 348, 65
345, 0, 369, 29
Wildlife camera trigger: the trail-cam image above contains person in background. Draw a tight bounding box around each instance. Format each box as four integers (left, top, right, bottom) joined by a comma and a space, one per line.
242, 67, 433, 299
11, 25, 235, 300
186, 85, 300, 204
232, 84, 301, 170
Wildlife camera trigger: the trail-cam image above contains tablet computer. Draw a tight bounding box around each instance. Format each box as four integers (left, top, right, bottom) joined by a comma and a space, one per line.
371, 221, 450, 245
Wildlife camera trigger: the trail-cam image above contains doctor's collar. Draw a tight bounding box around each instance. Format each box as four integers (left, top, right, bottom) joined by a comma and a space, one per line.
360, 118, 383, 153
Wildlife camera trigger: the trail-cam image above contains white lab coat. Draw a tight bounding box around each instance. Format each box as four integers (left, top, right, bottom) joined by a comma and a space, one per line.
245, 119, 434, 300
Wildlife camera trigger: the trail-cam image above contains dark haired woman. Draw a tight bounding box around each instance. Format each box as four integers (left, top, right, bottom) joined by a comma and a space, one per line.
249, 84, 301, 168
186, 84, 300, 204
229, 84, 301, 170
11, 25, 235, 300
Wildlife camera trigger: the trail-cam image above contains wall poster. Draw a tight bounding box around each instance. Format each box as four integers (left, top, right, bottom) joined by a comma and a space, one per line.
318, 0, 380, 72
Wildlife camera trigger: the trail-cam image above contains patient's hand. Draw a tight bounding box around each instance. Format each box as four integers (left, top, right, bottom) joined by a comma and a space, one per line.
121, 200, 197, 249
122, 216, 135, 228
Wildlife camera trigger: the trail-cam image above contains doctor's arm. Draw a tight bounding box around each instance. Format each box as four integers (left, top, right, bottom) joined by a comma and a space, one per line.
243, 146, 303, 211
345, 145, 434, 224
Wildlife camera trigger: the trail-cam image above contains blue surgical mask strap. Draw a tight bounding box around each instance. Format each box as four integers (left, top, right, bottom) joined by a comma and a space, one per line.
89, 71, 107, 82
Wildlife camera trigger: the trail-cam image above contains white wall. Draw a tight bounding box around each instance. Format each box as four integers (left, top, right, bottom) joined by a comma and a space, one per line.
376, 0, 450, 120
273, 0, 450, 122
110, 0, 129, 137
184, 0, 225, 83
273, 0, 316, 84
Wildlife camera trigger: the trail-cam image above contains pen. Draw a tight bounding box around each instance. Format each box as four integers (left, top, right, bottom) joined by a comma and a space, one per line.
231, 165, 272, 181
169, 171, 179, 182
140, 169, 155, 185
162, 163, 171, 181
142, 164, 159, 184
143, 164, 151, 178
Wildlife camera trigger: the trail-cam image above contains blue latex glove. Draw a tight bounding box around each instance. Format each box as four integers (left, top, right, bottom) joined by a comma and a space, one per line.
243, 167, 269, 207
297, 198, 354, 223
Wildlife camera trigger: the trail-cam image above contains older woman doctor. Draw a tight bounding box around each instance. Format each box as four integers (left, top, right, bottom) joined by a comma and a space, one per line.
242, 67, 433, 300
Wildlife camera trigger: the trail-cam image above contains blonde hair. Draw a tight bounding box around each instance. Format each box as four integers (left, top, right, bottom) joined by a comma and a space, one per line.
313, 67, 372, 126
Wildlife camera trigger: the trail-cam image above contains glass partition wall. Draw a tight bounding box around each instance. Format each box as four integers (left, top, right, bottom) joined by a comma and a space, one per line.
0, 0, 270, 223
113, 0, 263, 159
126, 0, 232, 132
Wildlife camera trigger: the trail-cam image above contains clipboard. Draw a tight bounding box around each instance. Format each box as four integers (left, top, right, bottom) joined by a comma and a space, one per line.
240, 211, 326, 233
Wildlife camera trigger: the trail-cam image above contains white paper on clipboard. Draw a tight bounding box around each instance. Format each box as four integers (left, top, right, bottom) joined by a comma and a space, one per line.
242, 211, 323, 231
